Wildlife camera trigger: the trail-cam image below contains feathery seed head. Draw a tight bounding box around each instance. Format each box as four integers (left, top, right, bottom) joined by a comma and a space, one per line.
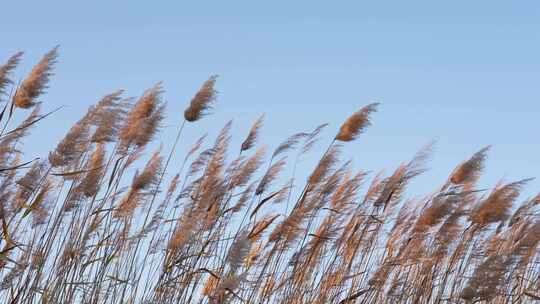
184, 75, 218, 122
0, 51, 23, 98
13, 46, 58, 109
335, 103, 379, 142
119, 83, 165, 152
241, 114, 264, 152
450, 146, 490, 185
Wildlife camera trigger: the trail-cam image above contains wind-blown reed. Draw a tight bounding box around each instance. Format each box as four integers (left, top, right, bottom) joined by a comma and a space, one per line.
0, 49, 538, 304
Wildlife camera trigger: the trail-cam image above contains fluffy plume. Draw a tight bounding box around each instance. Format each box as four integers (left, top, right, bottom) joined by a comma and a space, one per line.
470, 178, 532, 225
414, 194, 460, 233
114, 189, 142, 218
0, 51, 23, 98
166, 174, 181, 198
268, 205, 307, 247
0, 104, 42, 166
132, 149, 163, 191
335, 103, 379, 142
168, 214, 197, 252
30, 179, 52, 227
48, 113, 92, 168
308, 146, 340, 186
434, 207, 465, 256
90, 90, 127, 143
226, 230, 251, 271
119, 83, 165, 152
230, 147, 266, 189
461, 254, 514, 302
231, 182, 256, 213
373, 145, 430, 210
255, 158, 287, 195
249, 214, 280, 241
450, 146, 490, 185
13, 46, 58, 109
184, 75, 218, 122
13, 160, 48, 212
79, 143, 106, 197
241, 114, 264, 152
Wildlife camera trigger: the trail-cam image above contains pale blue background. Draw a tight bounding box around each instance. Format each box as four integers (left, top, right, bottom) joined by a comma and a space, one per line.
1, 1, 539, 198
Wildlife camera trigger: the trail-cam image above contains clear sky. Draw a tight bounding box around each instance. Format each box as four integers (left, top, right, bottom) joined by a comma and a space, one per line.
1, 1, 539, 198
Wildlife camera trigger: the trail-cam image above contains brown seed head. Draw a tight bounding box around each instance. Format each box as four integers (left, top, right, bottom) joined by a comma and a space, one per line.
119, 83, 165, 152
184, 75, 218, 122
13, 46, 58, 109
0, 51, 23, 98
241, 114, 264, 152
335, 103, 379, 142
450, 146, 490, 185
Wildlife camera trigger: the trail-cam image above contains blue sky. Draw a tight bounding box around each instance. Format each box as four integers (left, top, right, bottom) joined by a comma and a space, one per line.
1, 1, 539, 197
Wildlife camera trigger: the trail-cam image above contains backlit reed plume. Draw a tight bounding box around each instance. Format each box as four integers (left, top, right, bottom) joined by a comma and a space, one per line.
241, 114, 264, 152
29, 179, 52, 227
460, 254, 514, 302
226, 229, 251, 271
119, 83, 165, 152
48, 111, 91, 168
0, 51, 23, 98
255, 158, 287, 195
13, 160, 47, 212
79, 143, 105, 198
229, 147, 266, 189
184, 75, 218, 122
12, 46, 58, 109
131, 149, 163, 191
450, 146, 490, 185
0, 104, 42, 166
90, 90, 127, 143
335, 102, 379, 142
115, 149, 163, 218
470, 178, 532, 225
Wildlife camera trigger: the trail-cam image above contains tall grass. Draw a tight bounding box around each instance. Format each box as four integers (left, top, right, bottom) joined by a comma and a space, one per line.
0, 48, 539, 304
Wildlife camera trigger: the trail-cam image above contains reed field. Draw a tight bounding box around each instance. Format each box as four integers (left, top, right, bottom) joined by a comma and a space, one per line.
0, 47, 539, 304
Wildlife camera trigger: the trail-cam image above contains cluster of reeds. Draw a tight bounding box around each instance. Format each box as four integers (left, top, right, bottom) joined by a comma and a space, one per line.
0, 48, 539, 304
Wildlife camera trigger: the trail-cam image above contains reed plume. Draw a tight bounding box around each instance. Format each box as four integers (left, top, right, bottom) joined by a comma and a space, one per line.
12, 46, 58, 109
241, 114, 264, 152
90, 90, 127, 143
119, 83, 165, 152
48, 112, 91, 168
335, 103, 379, 142
450, 146, 490, 185
79, 143, 106, 197
184, 75, 218, 122
470, 178, 532, 225
0, 51, 23, 98
460, 254, 514, 302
